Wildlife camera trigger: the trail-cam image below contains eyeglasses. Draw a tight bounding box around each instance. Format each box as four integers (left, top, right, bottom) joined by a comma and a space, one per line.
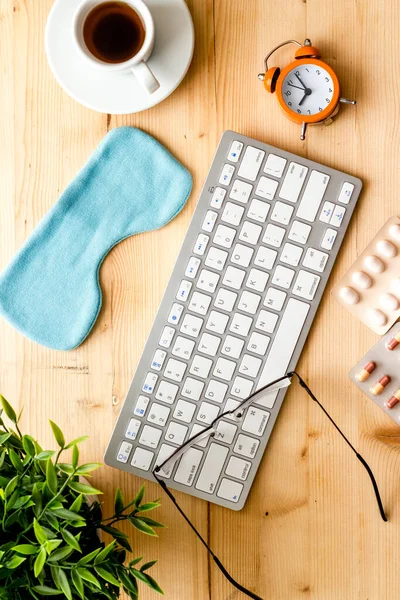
153, 372, 387, 600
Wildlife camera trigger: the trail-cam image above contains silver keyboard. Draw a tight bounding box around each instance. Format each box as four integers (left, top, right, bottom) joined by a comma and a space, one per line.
104, 131, 362, 510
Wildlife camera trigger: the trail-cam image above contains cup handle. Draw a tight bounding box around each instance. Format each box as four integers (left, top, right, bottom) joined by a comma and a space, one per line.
131, 61, 160, 94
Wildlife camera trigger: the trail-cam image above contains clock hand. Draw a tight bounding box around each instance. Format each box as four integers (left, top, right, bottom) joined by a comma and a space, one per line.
298, 93, 307, 106
298, 87, 312, 106
287, 83, 305, 91
295, 72, 307, 89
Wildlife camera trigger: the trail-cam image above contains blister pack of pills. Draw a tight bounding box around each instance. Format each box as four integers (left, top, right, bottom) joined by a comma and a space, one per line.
332, 216, 400, 334
350, 322, 400, 425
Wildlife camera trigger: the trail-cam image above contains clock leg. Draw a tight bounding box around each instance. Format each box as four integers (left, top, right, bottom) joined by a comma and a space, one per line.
300, 122, 307, 141
340, 97, 356, 105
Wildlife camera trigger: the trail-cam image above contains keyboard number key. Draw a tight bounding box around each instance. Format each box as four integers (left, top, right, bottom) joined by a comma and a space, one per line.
188, 292, 212, 315
164, 358, 187, 382
147, 403, 170, 426
214, 224, 236, 248
139, 425, 162, 449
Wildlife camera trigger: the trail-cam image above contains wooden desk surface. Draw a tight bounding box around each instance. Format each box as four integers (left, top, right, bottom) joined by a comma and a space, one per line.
1, 1, 399, 598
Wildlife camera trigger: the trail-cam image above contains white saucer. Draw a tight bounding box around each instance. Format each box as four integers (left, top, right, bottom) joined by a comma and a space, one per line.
45, 0, 194, 114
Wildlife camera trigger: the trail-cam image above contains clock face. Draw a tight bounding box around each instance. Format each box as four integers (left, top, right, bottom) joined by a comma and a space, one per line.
281, 64, 336, 117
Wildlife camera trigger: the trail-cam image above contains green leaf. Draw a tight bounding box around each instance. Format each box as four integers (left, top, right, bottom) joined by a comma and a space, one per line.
94, 541, 116, 565
35, 451, 56, 461
12, 544, 39, 555
45, 539, 62, 555
5, 555, 27, 569
76, 568, 101, 588
46, 458, 58, 495
57, 568, 72, 600
129, 517, 157, 537
71, 569, 84, 600
51, 508, 81, 521
45, 511, 60, 532
75, 463, 102, 475
48, 500, 64, 510
140, 560, 157, 572
77, 548, 101, 566
67, 481, 102, 495
129, 556, 143, 567
9, 448, 23, 472
61, 529, 81, 552
13, 494, 33, 510
34, 547, 47, 578
0, 432, 12, 444
131, 569, 164, 595
32, 483, 43, 517
119, 568, 138, 594
144, 574, 164, 595
49, 420, 65, 449
100, 525, 128, 539
94, 566, 121, 587
0, 395, 17, 423
57, 463, 74, 475
64, 436, 89, 450
34, 518, 48, 545
137, 517, 166, 528
136, 502, 161, 512
69, 494, 83, 513
72, 445, 79, 469
32, 586, 62, 596
134, 484, 145, 508
114, 487, 124, 514
47, 546, 75, 563
22, 434, 36, 457
4, 475, 18, 498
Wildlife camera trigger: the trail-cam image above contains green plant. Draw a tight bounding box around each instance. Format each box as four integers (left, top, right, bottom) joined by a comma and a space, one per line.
0, 396, 164, 600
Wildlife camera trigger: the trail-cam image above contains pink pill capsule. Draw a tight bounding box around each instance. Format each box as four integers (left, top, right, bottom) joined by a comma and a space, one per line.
370, 375, 391, 396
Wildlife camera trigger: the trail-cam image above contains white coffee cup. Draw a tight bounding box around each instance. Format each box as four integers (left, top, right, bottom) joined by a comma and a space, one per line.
73, 0, 160, 94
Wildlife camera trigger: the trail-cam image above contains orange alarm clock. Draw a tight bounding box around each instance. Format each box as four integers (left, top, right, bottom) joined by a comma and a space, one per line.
258, 39, 356, 140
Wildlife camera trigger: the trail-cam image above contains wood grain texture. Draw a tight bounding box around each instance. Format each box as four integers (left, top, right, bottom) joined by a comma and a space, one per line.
0, 0, 400, 598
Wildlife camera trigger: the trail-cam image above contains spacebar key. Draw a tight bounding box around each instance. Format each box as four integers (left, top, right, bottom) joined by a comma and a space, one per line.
255, 298, 310, 408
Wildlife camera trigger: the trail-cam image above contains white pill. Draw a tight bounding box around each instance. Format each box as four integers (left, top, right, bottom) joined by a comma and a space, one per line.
380, 293, 399, 311
339, 286, 360, 305
376, 239, 397, 258
352, 270, 372, 289
364, 255, 384, 273
368, 309, 387, 327
389, 224, 400, 242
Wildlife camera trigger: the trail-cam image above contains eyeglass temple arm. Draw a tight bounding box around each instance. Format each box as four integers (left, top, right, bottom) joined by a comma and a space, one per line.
154, 474, 263, 600
290, 371, 387, 523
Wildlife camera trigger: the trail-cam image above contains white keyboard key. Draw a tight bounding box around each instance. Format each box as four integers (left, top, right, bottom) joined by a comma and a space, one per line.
255, 309, 278, 334
231, 376, 254, 399
288, 220, 311, 245
214, 288, 237, 312
202, 210, 218, 232
246, 268, 269, 292
188, 292, 211, 316
263, 223, 285, 248
210, 186, 226, 208
279, 162, 308, 203
176, 280, 192, 302
223, 265, 246, 290
215, 421, 237, 444
155, 444, 175, 477
234, 434, 260, 458
206, 310, 229, 334
164, 358, 187, 382
292, 270, 320, 301
172, 335, 196, 359
190, 424, 208, 448
302, 248, 329, 273
238, 146, 265, 181
247, 198, 270, 223
280, 242, 303, 267
229, 179, 253, 203
151, 349, 167, 371
319, 201, 335, 224
254, 246, 277, 270
156, 381, 178, 404
242, 407, 270, 436
197, 269, 220, 294
238, 290, 261, 314
217, 478, 243, 503
142, 372, 158, 394
227, 140, 243, 163
321, 228, 337, 250
219, 163, 235, 185
214, 224, 236, 248
226, 456, 251, 481
147, 403, 170, 427
131, 447, 154, 471
180, 314, 203, 338
134, 395, 150, 417
239, 354, 262, 377
168, 303, 184, 325
272, 265, 295, 289
263, 287, 287, 311
255, 176, 279, 200
296, 170, 330, 222
205, 380, 228, 403
197, 401, 220, 424
184, 257, 200, 280
213, 357, 236, 381
231, 243, 254, 267
330, 205, 346, 228
159, 326, 175, 348
182, 377, 204, 401
117, 441, 132, 464
196, 443, 229, 494
193, 234, 209, 256
190, 354, 213, 379
239, 221, 262, 245
174, 448, 203, 486
205, 247, 228, 271
338, 181, 354, 204
229, 312, 253, 336
139, 425, 162, 449
247, 332, 270, 356
125, 418, 141, 441
263, 153, 286, 178
165, 421, 188, 444
198, 332, 221, 356
221, 335, 244, 359
224, 398, 241, 421
174, 399, 196, 423
221, 201, 245, 226
271, 201, 293, 226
